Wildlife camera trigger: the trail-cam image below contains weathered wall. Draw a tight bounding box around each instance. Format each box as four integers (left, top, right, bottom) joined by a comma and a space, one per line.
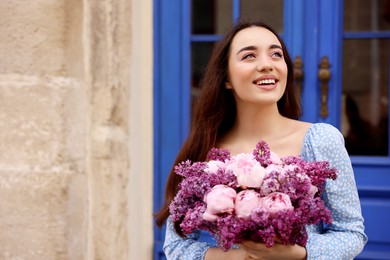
0, 0, 153, 259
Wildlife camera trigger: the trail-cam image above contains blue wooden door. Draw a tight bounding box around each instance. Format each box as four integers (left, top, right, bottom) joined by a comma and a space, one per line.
153, 0, 390, 259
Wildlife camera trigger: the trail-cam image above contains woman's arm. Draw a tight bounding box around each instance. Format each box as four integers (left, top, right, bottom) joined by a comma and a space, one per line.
302, 123, 368, 259
164, 219, 247, 259
163, 219, 212, 259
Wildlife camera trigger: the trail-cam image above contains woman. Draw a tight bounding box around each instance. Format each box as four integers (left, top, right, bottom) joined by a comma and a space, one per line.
155, 20, 367, 259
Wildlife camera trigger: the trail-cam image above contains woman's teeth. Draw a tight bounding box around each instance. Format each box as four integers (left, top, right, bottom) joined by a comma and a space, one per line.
256, 79, 275, 85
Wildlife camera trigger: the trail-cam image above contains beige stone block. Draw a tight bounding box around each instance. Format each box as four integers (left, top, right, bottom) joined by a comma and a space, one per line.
0, 170, 87, 260
0, 0, 83, 77
0, 75, 87, 170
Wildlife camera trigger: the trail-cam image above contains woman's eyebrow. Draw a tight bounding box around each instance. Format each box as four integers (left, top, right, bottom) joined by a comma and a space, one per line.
236, 45, 257, 55
236, 44, 282, 55
270, 44, 282, 50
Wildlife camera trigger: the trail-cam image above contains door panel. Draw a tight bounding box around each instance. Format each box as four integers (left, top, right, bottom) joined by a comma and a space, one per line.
341, 0, 390, 157
239, 0, 284, 32
341, 1, 390, 258
342, 38, 389, 156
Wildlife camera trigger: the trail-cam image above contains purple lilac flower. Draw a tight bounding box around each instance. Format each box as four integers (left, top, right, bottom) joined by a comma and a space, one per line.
253, 140, 272, 166
214, 214, 258, 251
207, 148, 231, 161
180, 201, 207, 234
251, 207, 298, 247
289, 225, 308, 247
174, 160, 208, 178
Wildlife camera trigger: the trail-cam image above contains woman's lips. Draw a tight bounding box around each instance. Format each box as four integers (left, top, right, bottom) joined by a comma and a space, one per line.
253, 80, 278, 90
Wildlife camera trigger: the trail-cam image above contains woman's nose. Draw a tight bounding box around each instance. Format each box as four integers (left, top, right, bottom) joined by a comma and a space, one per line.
256, 56, 273, 72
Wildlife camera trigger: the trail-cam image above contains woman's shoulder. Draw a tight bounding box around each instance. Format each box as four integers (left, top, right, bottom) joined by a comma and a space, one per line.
302, 122, 345, 153
304, 123, 343, 138
301, 123, 351, 164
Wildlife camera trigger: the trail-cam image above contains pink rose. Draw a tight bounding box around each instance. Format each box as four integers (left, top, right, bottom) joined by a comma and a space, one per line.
204, 160, 226, 174
235, 190, 262, 220
203, 184, 236, 221
225, 153, 266, 188
258, 192, 293, 213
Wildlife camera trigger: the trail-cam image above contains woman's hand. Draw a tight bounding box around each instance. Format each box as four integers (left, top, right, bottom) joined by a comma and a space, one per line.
204, 247, 248, 260
205, 241, 306, 260
239, 241, 307, 260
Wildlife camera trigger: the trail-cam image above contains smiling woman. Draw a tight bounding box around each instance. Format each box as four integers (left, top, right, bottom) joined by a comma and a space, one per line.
155, 20, 367, 260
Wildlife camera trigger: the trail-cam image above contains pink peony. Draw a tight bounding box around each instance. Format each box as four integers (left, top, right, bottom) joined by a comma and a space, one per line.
258, 192, 293, 213
270, 151, 282, 164
203, 184, 236, 221
225, 153, 266, 188
309, 185, 318, 197
235, 190, 262, 220
204, 160, 226, 174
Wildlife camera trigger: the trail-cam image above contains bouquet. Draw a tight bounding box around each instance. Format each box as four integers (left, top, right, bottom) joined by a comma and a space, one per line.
169, 140, 338, 251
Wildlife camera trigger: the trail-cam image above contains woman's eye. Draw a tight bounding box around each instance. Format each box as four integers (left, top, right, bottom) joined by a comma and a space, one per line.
271, 52, 283, 58
242, 53, 256, 60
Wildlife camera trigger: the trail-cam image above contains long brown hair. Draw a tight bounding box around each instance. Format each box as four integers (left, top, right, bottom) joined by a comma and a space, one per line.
155, 20, 301, 234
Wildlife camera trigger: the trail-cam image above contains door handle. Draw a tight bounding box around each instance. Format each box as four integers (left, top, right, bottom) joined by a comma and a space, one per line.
318, 56, 331, 118
293, 56, 303, 108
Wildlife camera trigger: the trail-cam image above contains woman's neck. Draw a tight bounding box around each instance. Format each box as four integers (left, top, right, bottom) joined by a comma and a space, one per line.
217, 103, 292, 153
218, 103, 311, 156
233, 104, 287, 140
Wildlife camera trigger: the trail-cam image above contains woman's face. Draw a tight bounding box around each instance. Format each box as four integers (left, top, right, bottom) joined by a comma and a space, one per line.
226, 26, 288, 107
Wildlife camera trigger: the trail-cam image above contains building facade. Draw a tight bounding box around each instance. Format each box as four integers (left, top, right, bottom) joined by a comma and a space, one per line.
0, 0, 153, 259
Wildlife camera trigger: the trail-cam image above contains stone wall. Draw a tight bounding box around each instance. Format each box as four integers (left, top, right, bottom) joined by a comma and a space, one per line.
0, 0, 153, 259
